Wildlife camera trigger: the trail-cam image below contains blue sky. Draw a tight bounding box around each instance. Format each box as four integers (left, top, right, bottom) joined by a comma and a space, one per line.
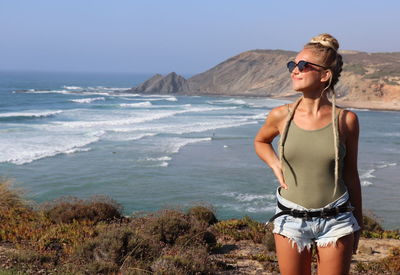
1, 0, 399, 74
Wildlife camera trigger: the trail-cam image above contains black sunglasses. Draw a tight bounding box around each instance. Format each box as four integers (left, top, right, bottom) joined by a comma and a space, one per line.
287, 60, 327, 73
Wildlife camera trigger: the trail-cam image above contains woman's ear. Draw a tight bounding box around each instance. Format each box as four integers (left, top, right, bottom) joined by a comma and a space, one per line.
320, 69, 332, 84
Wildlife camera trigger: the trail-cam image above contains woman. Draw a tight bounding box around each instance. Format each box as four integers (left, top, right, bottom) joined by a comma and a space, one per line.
254, 34, 363, 275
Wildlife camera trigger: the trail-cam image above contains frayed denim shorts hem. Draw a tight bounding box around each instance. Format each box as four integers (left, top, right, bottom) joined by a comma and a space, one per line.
272, 187, 360, 253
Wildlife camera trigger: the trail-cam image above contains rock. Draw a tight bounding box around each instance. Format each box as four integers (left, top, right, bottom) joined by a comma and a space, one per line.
127, 72, 189, 94
358, 245, 374, 255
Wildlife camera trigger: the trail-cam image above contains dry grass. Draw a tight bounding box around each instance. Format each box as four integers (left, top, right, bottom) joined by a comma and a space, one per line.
354, 247, 400, 274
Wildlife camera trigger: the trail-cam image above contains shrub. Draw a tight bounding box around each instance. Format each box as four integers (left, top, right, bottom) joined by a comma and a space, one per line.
0, 181, 51, 244
213, 216, 267, 243
0, 179, 28, 211
262, 229, 275, 252
42, 195, 122, 224
151, 245, 215, 275
187, 205, 218, 225
144, 209, 191, 245
75, 224, 162, 274
344, 64, 367, 75
362, 213, 384, 232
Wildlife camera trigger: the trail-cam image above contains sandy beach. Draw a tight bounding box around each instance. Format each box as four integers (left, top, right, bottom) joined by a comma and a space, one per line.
336, 99, 400, 112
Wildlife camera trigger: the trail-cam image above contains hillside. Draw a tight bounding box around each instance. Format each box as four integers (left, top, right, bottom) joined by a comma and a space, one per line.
127, 49, 400, 110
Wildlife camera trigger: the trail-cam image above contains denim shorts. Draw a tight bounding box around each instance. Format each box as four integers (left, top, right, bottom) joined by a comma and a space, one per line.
272, 187, 360, 253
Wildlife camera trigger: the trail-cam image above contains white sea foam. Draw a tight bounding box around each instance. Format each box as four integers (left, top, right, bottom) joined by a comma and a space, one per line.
22, 89, 76, 95
250, 113, 269, 120
56, 106, 237, 129
70, 97, 105, 104
79, 91, 111, 96
245, 206, 276, 213
115, 94, 142, 99
220, 203, 275, 213
12, 89, 35, 93
145, 156, 172, 162
360, 169, 376, 179
207, 98, 289, 109
220, 192, 276, 213
63, 86, 83, 90
119, 102, 153, 108
103, 117, 257, 139
137, 156, 172, 168
222, 192, 275, 202
120, 97, 178, 102
64, 147, 91, 154
169, 120, 257, 135
103, 132, 156, 142
361, 181, 373, 187
163, 137, 212, 154
101, 87, 130, 91
56, 110, 183, 128
121, 133, 156, 141
185, 106, 238, 113
144, 156, 172, 167
0, 132, 102, 165
0, 110, 63, 118
246, 99, 290, 108
19, 88, 119, 97
376, 162, 397, 169
207, 98, 247, 105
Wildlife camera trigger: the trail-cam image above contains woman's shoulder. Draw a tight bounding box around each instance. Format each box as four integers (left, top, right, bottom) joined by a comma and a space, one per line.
337, 107, 359, 138
337, 108, 359, 126
268, 104, 291, 123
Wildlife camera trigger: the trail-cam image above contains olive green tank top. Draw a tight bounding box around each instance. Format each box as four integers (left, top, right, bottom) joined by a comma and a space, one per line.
279, 116, 347, 209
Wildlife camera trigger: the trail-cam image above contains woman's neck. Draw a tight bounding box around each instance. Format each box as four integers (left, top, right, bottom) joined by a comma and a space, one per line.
298, 92, 331, 115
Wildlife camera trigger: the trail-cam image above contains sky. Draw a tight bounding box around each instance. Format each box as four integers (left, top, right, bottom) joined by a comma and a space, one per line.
1, 0, 399, 74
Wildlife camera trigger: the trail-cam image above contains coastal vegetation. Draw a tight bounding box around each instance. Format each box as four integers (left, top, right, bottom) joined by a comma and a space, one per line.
1, 179, 399, 274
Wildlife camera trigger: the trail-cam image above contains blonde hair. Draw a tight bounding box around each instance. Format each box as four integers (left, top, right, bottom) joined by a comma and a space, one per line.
279, 33, 343, 198
305, 33, 343, 89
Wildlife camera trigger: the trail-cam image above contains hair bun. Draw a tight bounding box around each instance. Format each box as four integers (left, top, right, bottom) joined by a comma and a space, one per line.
309, 33, 339, 52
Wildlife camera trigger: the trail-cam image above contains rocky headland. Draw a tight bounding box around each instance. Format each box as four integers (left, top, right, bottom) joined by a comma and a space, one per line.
127, 49, 400, 111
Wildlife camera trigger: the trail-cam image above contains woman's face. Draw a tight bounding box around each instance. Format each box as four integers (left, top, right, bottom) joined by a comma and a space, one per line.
290, 48, 328, 93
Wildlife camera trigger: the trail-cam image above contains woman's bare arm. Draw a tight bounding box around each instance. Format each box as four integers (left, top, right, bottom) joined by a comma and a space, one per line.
254, 105, 288, 189
342, 110, 363, 253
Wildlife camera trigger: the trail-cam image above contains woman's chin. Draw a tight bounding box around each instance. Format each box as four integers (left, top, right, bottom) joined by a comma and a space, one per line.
292, 86, 305, 93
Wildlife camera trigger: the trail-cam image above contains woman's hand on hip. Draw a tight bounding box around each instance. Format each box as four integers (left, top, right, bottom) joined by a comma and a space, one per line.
272, 164, 288, 190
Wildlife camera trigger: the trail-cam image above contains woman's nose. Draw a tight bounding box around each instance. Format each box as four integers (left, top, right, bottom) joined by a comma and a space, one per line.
291, 65, 300, 74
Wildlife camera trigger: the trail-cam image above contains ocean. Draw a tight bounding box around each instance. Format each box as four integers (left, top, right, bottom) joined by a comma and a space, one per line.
0, 71, 399, 229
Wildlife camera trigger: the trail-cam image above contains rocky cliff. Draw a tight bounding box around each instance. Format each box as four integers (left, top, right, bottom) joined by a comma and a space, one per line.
129, 72, 189, 94
128, 50, 400, 110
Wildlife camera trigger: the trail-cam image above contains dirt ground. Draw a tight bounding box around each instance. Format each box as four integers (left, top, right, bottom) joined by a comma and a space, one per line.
213, 237, 400, 275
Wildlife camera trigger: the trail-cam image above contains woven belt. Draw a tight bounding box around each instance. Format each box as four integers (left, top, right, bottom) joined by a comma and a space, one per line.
266, 200, 354, 225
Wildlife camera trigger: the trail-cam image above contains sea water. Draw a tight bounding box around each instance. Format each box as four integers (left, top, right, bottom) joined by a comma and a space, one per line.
0, 71, 399, 229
